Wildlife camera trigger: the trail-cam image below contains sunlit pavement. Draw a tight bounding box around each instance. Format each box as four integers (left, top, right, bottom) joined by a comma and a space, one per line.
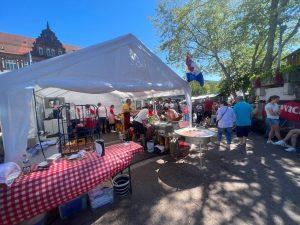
52, 133, 300, 225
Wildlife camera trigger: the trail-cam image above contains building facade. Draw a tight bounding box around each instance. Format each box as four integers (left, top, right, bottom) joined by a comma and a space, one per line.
0, 23, 79, 73
284, 48, 300, 66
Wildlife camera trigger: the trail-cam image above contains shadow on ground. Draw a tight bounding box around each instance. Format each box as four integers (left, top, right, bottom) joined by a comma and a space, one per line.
52, 134, 300, 225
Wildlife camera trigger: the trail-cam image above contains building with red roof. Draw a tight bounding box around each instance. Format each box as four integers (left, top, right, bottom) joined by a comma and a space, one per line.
0, 22, 79, 72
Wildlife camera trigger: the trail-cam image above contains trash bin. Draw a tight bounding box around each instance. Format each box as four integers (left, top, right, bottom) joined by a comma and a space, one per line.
113, 174, 130, 196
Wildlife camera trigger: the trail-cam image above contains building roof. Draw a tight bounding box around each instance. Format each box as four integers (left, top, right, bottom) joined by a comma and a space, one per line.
0, 32, 80, 55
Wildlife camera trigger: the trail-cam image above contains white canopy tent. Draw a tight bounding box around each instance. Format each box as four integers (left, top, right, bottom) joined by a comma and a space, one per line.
0, 34, 191, 163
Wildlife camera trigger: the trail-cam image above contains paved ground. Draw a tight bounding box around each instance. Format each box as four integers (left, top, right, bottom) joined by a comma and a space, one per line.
51, 133, 300, 225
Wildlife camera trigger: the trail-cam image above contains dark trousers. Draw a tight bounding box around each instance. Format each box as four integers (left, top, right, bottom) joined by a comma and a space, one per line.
98, 117, 106, 134
217, 127, 232, 144
133, 121, 147, 149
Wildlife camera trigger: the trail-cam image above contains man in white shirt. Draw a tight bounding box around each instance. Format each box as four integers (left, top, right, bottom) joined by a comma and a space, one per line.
133, 105, 152, 149
97, 102, 107, 134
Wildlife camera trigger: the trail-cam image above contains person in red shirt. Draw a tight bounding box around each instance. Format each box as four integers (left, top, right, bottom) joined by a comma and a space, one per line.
203, 97, 214, 125
204, 97, 213, 116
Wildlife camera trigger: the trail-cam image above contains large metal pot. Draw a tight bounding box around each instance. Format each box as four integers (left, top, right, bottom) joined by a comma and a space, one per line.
153, 121, 174, 136
174, 127, 216, 145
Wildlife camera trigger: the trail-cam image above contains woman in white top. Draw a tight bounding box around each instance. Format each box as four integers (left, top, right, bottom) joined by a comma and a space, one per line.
216, 101, 236, 150
265, 95, 282, 144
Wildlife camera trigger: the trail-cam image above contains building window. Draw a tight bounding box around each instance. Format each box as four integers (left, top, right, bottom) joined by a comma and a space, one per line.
4, 59, 18, 70
38, 47, 44, 55
51, 49, 55, 56
58, 50, 62, 55
46, 48, 51, 57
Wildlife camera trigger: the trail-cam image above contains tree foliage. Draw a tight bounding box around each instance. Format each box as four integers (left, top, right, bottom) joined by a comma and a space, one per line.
190, 80, 219, 96
153, 0, 300, 96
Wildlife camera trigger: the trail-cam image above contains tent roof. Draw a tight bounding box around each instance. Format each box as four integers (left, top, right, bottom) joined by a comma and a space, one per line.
191, 94, 219, 100
0, 33, 189, 95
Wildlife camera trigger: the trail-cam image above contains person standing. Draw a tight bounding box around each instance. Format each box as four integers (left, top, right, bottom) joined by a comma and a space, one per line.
233, 96, 253, 146
108, 105, 116, 132
133, 105, 152, 149
97, 102, 107, 134
85, 104, 96, 139
204, 97, 214, 126
122, 99, 132, 132
265, 95, 282, 144
216, 101, 236, 150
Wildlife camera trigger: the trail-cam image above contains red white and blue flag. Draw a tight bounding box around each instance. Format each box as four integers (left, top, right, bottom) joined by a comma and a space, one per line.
186, 53, 204, 86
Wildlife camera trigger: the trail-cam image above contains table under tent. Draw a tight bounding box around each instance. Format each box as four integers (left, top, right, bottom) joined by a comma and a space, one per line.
0, 33, 192, 164
32, 88, 188, 157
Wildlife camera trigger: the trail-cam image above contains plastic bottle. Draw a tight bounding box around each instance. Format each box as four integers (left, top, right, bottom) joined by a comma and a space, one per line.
22, 154, 31, 174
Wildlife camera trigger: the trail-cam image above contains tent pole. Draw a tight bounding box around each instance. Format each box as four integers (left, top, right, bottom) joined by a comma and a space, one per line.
32, 89, 47, 161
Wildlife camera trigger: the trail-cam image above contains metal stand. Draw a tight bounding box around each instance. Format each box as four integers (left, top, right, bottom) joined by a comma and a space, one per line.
199, 143, 204, 168
57, 104, 99, 154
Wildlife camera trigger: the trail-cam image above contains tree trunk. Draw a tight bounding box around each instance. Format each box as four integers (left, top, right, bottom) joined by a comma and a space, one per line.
264, 0, 279, 71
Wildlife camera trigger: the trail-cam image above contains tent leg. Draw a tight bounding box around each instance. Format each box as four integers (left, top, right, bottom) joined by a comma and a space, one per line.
32, 89, 47, 161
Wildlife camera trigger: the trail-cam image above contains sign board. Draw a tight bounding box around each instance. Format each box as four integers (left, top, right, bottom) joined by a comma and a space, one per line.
280, 101, 300, 121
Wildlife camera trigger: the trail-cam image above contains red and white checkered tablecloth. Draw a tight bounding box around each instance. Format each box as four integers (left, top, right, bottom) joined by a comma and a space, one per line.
0, 142, 143, 225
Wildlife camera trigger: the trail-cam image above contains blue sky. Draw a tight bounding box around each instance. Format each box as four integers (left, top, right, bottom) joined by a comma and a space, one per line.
0, 0, 219, 81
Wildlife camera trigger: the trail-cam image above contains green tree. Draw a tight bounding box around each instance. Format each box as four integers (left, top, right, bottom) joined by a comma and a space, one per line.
263, 0, 300, 71
153, 0, 300, 96
190, 81, 219, 96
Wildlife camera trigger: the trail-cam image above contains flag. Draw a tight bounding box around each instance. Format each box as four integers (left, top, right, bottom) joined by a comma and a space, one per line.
185, 53, 204, 86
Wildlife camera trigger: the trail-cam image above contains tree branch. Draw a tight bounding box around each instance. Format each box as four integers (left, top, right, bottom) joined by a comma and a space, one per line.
281, 18, 300, 48
251, 41, 260, 71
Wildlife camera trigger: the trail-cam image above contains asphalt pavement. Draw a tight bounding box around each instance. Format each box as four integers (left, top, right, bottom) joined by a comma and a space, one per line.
52, 133, 300, 225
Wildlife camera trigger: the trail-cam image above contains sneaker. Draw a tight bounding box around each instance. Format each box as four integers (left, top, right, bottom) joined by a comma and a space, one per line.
285, 147, 296, 152
226, 144, 231, 150
274, 140, 287, 147
267, 140, 274, 144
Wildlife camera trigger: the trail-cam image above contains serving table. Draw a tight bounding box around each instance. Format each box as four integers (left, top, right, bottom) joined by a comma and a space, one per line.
0, 142, 143, 225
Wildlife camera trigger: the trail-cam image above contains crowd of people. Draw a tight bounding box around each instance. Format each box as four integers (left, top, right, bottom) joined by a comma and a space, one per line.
82, 98, 188, 142
81, 96, 298, 153
193, 96, 299, 152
